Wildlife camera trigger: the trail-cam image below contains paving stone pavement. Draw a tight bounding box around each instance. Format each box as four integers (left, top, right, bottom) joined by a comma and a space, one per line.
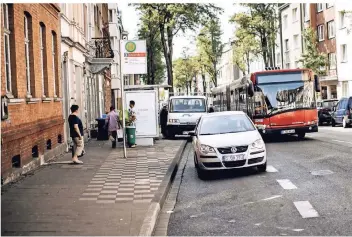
1, 139, 184, 236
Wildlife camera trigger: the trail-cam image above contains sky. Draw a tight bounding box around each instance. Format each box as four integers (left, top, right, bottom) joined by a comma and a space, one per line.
119, 1, 241, 60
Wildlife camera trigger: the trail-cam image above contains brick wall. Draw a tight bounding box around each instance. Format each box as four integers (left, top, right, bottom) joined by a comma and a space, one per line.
1, 4, 63, 180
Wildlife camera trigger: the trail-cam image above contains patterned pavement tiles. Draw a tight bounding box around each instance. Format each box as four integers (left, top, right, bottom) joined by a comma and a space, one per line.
79, 140, 183, 203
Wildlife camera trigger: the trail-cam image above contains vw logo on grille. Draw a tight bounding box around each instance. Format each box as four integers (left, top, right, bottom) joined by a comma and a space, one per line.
231, 147, 237, 153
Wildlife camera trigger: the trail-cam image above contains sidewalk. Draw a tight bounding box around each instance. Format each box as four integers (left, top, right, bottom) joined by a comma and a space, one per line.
1, 139, 185, 236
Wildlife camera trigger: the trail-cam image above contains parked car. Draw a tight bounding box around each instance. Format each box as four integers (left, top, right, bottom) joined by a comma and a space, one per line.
189, 111, 267, 179
317, 99, 338, 125
331, 96, 352, 128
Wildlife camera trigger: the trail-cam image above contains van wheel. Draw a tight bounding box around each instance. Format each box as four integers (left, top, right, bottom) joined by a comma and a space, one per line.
332, 119, 336, 127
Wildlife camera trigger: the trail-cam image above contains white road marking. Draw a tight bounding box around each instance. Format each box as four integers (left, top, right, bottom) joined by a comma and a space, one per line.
294, 201, 319, 218
332, 139, 352, 145
266, 165, 278, 172
261, 195, 282, 201
277, 179, 298, 190
310, 170, 334, 176
292, 229, 304, 232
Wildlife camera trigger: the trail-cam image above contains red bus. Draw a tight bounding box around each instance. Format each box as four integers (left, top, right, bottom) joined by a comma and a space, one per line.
211, 68, 320, 138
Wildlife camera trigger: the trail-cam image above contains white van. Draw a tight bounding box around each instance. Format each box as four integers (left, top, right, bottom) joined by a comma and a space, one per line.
165, 96, 207, 138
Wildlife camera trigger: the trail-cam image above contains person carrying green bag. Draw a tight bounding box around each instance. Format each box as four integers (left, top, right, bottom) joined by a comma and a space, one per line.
120, 100, 137, 148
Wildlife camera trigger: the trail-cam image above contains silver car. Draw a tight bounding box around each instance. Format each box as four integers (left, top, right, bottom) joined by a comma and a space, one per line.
189, 111, 267, 179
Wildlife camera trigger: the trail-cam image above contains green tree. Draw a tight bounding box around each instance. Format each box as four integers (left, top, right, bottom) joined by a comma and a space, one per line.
299, 27, 327, 76
233, 27, 261, 74
230, 4, 278, 67
137, 8, 165, 85
196, 18, 224, 87
133, 4, 222, 92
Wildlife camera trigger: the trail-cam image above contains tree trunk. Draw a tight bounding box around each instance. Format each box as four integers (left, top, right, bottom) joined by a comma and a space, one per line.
159, 23, 174, 92
202, 73, 206, 93
246, 52, 250, 74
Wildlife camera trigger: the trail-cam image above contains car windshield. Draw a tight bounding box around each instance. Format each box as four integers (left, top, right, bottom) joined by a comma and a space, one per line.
254, 72, 315, 116
322, 101, 338, 109
170, 98, 206, 113
199, 114, 255, 135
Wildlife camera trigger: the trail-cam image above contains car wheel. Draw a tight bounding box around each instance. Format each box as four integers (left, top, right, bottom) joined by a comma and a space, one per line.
257, 162, 267, 172
165, 129, 175, 139
197, 168, 209, 180
297, 132, 306, 139
318, 120, 323, 126
332, 119, 336, 127
194, 153, 198, 168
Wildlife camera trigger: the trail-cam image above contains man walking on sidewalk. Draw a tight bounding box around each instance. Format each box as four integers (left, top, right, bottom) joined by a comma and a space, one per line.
68, 105, 84, 164
105, 106, 120, 148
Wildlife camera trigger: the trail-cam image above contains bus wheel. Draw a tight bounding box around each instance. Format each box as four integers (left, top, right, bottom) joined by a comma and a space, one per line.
297, 132, 306, 139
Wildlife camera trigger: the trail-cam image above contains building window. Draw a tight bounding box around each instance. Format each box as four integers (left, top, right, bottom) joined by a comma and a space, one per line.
304, 4, 310, 22
39, 23, 48, 97
285, 51, 290, 69
328, 53, 336, 70
3, 4, 12, 93
317, 3, 323, 12
284, 39, 289, 52
292, 8, 297, 22
52, 31, 58, 97
327, 20, 335, 39
24, 12, 34, 96
283, 15, 288, 29
326, 3, 333, 8
341, 44, 348, 62
317, 25, 324, 41
342, 82, 349, 97
276, 53, 281, 66
293, 34, 299, 49
295, 61, 300, 68
108, 9, 113, 22
340, 11, 346, 29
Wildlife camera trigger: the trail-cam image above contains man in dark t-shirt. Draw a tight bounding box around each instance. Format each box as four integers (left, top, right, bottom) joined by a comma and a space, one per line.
68, 105, 84, 164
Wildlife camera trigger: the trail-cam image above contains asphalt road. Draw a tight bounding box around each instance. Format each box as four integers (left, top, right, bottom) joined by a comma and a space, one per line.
167, 126, 352, 236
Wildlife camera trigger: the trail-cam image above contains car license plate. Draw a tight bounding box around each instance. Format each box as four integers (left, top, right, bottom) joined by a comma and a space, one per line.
222, 154, 245, 162
281, 129, 295, 134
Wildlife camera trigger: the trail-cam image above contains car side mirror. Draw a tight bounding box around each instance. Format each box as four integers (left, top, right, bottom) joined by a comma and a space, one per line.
188, 131, 196, 136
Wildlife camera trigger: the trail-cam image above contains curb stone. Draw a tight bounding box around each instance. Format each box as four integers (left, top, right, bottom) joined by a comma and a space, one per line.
138, 139, 188, 236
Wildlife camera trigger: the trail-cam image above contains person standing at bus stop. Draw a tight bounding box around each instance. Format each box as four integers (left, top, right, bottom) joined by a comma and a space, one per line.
127, 100, 137, 148
105, 106, 119, 148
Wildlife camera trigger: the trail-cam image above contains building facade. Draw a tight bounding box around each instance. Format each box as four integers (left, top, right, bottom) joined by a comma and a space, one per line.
335, 3, 352, 98
1, 4, 64, 184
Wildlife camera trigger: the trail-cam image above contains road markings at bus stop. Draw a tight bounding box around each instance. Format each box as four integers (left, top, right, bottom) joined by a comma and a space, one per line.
266, 165, 278, 172
277, 179, 297, 190
332, 140, 352, 145
294, 201, 319, 218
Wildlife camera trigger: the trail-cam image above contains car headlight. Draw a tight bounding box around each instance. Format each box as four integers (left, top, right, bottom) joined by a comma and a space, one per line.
199, 144, 216, 154
250, 139, 265, 150
168, 119, 180, 123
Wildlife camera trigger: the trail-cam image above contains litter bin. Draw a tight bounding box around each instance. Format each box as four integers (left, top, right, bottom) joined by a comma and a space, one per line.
96, 118, 109, 140
125, 126, 136, 146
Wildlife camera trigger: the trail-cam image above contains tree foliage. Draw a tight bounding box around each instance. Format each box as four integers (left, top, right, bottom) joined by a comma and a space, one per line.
299, 27, 327, 76
134, 3, 222, 92
196, 18, 224, 87
173, 49, 200, 93
137, 9, 165, 85
232, 27, 261, 75
230, 4, 278, 67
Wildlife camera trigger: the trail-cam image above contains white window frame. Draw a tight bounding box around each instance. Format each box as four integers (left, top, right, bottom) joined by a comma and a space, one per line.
318, 25, 324, 42
328, 53, 336, 70
52, 33, 57, 97
340, 11, 346, 29
283, 14, 288, 29
326, 3, 333, 9
293, 34, 299, 49
341, 44, 348, 62
317, 3, 323, 12
292, 8, 298, 22
284, 39, 289, 52
24, 14, 31, 95
40, 24, 45, 97
327, 20, 335, 39
304, 4, 310, 22
3, 4, 12, 93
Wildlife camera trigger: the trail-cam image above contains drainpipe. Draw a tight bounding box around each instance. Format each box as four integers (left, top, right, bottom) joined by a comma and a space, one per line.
62, 51, 70, 153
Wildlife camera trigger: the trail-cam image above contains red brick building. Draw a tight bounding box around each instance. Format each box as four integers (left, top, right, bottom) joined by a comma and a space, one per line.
308, 3, 338, 99
1, 4, 65, 184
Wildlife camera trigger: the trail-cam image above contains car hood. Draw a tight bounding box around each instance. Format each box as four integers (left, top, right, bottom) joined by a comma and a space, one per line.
198, 130, 262, 148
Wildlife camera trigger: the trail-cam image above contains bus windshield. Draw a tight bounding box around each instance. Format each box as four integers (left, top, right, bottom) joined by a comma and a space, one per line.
254, 72, 315, 116
170, 98, 206, 113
